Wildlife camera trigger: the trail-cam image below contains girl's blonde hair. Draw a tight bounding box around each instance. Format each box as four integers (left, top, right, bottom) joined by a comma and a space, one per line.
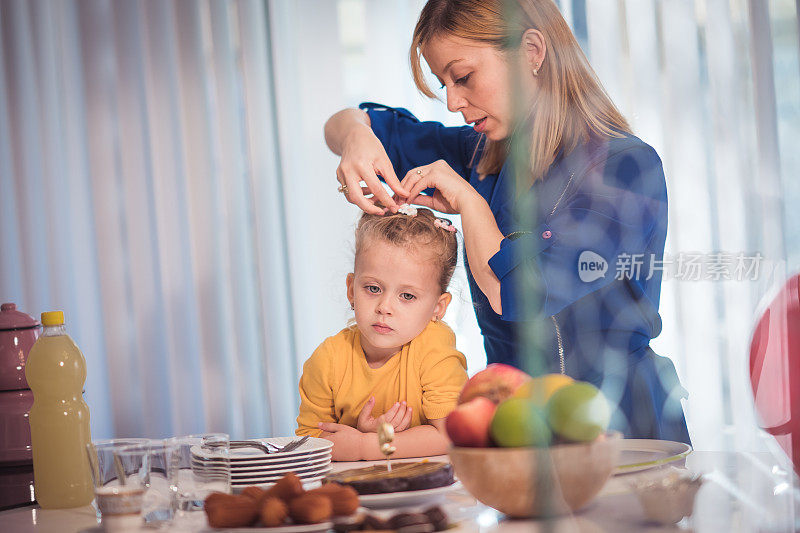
355, 209, 458, 293
410, 0, 631, 185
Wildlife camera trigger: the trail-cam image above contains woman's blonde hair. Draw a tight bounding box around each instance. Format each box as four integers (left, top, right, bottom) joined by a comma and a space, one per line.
410, 0, 631, 185
355, 209, 458, 294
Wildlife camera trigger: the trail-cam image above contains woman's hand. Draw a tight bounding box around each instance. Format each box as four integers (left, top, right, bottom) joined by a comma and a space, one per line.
356, 397, 413, 433
397, 159, 480, 214
334, 125, 410, 215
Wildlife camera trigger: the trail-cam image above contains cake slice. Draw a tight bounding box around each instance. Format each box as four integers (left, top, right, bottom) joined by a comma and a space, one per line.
324, 461, 454, 495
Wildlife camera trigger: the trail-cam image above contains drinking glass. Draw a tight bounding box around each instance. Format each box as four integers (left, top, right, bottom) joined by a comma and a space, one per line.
114, 440, 172, 526
165, 433, 230, 526
85, 438, 150, 530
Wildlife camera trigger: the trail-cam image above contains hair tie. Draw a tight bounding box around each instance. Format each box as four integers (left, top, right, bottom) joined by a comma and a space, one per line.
397, 204, 417, 217
434, 217, 457, 232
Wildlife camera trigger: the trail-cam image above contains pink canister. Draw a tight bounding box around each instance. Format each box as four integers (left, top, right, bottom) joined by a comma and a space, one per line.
0, 303, 38, 465
0, 303, 39, 391
0, 389, 34, 464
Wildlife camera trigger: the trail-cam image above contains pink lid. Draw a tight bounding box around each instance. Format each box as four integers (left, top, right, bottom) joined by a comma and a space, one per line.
0, 303, 39, 330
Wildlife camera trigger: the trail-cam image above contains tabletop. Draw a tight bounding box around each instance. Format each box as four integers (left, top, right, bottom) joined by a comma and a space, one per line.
2, 450, 799, 533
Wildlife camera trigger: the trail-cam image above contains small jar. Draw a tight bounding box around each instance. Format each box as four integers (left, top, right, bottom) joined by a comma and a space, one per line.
628, 467, 704, 525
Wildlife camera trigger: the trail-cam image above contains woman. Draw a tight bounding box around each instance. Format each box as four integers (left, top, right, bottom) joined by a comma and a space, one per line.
324, 0, 690, 443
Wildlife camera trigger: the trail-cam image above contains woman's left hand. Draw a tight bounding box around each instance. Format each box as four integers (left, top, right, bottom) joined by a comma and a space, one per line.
397, 160, 479, 214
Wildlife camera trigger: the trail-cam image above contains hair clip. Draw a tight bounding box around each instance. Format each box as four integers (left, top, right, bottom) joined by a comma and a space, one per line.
397, 204, 417, 217
434, 218, 457, 232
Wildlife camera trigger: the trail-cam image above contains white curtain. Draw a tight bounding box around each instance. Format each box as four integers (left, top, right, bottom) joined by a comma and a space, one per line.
2, 0, 798, 453
0, 0, 296, 439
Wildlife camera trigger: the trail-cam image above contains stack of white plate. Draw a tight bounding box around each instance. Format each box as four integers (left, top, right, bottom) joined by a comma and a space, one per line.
191, 436, 333, 489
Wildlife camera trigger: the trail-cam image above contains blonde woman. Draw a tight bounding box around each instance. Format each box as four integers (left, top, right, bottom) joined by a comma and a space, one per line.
324, 0, 690, 443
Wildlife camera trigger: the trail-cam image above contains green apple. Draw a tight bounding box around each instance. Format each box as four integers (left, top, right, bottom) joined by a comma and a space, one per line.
546, 382, 611, 442
490, 397, 551, 447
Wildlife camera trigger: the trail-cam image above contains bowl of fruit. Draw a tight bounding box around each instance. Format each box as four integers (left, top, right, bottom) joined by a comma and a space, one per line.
446, 365, 621, 518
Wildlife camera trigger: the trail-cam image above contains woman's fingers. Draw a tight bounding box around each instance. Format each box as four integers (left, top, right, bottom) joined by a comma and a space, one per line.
400, 166, 426, 192
377, 160, 410, 199
339, 165, 396, 214
402, 167, 436, 204
341, 170, 384, 215
408, 194, 435, 209
406, 175, 434, 204
339, 160, 463, 215
362, 167, 398, 211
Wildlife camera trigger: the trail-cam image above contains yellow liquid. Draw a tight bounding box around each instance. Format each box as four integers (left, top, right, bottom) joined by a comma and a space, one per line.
25, 331, 94, 508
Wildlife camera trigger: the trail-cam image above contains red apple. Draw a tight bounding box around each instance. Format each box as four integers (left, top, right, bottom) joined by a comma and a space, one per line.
445, 396, 497, 447
458, 363, 533, 405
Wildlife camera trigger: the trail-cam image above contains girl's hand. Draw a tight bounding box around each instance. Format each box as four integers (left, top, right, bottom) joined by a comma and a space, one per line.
356, 399, 413, 433
317, 422, 365, 461
396, 160, 480, 214
380, 401, 413, 432
356, 397, 381, 433
318, 421, 361, 435
337, 126, 410, 215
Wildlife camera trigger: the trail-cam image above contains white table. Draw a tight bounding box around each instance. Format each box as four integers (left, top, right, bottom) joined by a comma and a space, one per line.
2, 451, 799, 532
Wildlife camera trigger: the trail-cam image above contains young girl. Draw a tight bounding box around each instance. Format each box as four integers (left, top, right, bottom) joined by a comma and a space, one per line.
296, 207, 467, 461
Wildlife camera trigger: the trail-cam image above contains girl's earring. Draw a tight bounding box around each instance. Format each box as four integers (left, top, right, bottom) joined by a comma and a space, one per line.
432, 316, 438, 323
350, 302, 355, 310
533, 62, 540, 76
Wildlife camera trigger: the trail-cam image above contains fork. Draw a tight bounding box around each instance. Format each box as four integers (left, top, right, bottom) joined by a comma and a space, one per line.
269, 435, 309, 453
226, 436, 309, 455
228, 440, 273, 454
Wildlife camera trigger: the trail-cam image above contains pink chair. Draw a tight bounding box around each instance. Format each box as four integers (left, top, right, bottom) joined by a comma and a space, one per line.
749, 273, 800, 475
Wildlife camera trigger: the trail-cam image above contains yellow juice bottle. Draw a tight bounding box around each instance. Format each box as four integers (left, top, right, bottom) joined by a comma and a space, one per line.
25, 311, 93, 508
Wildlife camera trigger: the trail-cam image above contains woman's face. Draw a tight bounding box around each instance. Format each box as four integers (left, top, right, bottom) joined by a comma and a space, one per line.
423, 35, 526, 141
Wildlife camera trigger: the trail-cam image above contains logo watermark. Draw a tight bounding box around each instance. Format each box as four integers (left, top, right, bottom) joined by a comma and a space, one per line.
578, 251, 765, 282
578, 251, 608, 282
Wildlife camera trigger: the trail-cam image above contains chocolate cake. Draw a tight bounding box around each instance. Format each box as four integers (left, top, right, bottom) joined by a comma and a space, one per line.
323, 462, 454, 495
332, 506, 450, 533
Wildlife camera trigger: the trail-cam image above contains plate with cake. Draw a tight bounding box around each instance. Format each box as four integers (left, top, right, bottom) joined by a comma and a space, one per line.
323, 461, 459, 508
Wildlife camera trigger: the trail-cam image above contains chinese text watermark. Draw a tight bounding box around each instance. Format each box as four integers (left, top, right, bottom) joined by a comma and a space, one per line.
578, 251, 765, 282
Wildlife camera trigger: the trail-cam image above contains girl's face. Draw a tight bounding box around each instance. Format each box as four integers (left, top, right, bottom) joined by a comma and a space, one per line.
347, 240, 451, 362
422, 34, 539, 142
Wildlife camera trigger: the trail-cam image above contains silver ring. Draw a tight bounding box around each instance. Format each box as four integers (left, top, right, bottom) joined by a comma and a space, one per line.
337, 184, 349, 195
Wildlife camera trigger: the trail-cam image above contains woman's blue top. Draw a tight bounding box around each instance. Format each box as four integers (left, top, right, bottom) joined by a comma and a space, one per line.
361, 103, 690, 443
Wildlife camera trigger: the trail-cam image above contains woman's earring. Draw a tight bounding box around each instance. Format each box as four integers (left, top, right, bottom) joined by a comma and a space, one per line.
350, 302, 355, 310
432, 316, 438, 323
533, 63, 540, 76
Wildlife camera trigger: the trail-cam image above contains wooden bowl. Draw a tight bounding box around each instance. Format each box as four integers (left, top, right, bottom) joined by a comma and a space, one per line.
448, 432, 621, 518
